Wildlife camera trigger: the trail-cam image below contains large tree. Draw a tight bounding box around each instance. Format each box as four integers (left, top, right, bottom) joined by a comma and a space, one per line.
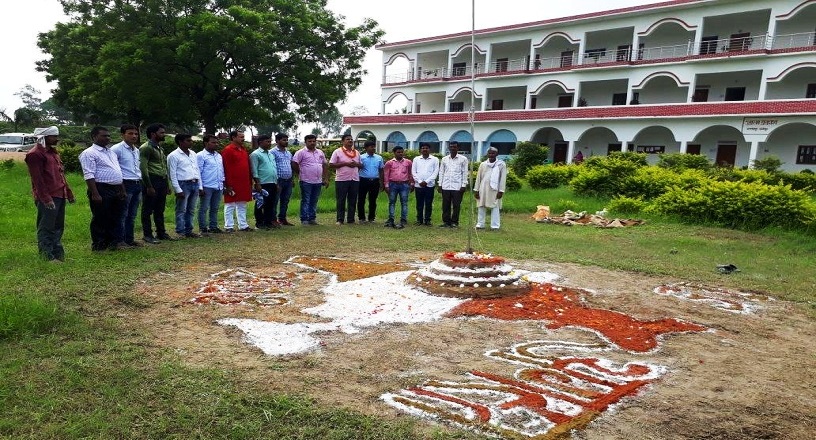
38, 0, 383, 133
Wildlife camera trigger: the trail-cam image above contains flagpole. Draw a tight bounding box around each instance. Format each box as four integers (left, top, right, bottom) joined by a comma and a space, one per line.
466, 0, 476, 254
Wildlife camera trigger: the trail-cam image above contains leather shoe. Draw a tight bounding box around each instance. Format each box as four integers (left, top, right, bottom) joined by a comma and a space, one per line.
157, 233, 177, 241
184, 232, 201, 238
279, 219, 295, 226
143, 236, 160, 244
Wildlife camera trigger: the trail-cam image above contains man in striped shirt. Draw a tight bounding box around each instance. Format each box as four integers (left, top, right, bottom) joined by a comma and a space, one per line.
79, 126, 126, 251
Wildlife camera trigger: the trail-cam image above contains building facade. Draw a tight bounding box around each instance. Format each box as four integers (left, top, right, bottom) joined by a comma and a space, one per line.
344, 0, 816, 171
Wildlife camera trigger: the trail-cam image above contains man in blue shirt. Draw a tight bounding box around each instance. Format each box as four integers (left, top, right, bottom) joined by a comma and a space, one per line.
271, 133, 295, 226
357, 140, 384, 223
196, 134, 225, 234
250, 135, 278, 229
110, 124, 142, 247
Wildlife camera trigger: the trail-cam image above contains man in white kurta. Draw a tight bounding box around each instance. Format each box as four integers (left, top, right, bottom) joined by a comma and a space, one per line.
473, 147, 507, 230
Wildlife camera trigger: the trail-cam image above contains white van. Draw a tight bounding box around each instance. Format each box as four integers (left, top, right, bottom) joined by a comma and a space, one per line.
0, 133, 38, 152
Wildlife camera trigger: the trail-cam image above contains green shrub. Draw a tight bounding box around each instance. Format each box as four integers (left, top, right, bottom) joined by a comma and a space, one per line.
751, 155, 783, 174
647, 179, 816, 231
607, 195, 648, 214
505, 170, 522, 192
526, 165, 570, 189
619, 167, 683, 200
57, 143, 85, 173
0, 159, 14, 171
658, 153, 711, 172
509, 141, 549, 178
554, 199, 580, 213
0, 293, 74, 339
570, 154, 644, 197
779, 171, 816, 192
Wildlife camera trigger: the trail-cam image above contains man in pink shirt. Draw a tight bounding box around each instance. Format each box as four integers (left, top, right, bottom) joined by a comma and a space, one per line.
383, 146, 414, 229
328, 134, 362, 224
292, 134, 329, 225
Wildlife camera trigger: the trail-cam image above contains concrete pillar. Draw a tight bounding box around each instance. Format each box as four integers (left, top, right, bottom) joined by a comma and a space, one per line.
679, 140, 688, 154
577, 35, 587, 65
748, 140, 760, 168
765, 15, 777, 50
567, 140, 576, 164
631, 33, 640, 61
692, 21, 704, 55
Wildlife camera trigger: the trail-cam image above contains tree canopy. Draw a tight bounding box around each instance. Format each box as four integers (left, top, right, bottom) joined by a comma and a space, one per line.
38, 0, 383, 134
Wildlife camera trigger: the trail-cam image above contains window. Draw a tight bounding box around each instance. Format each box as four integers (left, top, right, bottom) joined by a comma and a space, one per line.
807, 84, 816, 99
700, 36, 718, 55
452, 62, 466, 77
692, 88, 710, 102
612, 93, 627, 106
557, 95, 574, 108
636, 145, 665, 154
607, 143, 623, 155
453, 142, 472, 154
490, 142, 516, 155
686, 144, 702, 155
449, 102, 465, 112
491, 100, 504, 111
584, 48, 606, 62
728, 33, 751, 52
560, 51, 574, 67
616, 45, 632, 62
725, 87, 746, 102
530, 97, 537, 109
797, 146, 816, 164
495, 58, 509, 72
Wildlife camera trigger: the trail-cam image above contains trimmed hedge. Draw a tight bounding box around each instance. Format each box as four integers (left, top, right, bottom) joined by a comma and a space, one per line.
647, 179, 816, 231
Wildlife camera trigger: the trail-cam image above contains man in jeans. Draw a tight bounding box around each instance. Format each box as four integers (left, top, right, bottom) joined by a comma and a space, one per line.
357, 140, 383, 223
196, 134, 224, 234
139, 123, 174, 243
291, 134, 328, 225
411, 143, 439, 226
110, 124, 143, 247
271, 133, 295, 226
168, 134, 203, 238
383, 146, 413, 229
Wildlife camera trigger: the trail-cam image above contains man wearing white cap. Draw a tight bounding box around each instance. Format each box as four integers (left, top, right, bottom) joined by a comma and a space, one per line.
24, 126, 75, 261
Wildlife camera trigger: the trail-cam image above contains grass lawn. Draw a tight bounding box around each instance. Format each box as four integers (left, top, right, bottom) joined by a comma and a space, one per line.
1, 162, 814, 438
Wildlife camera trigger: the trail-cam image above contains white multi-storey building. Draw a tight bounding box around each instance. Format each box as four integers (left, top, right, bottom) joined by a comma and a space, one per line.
344, 0, 816, 171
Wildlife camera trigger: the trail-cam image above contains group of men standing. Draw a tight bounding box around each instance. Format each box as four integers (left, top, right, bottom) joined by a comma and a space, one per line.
24, 126, 507, 261
327, 137, 507, 231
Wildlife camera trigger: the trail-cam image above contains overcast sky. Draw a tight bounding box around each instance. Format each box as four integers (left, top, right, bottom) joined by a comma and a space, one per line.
0, 0, 663, 118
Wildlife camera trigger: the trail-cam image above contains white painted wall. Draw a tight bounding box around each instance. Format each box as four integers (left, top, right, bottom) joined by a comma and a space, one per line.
415, 92, 446, 113
580, 79, 628, 106
638, 76, 688, 104
485, 87, 527, 110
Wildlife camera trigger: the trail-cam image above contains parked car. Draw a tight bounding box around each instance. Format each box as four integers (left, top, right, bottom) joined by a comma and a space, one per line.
0, 133, 38, 152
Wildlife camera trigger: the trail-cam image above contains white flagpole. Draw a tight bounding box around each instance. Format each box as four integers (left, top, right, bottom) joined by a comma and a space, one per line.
466, 0, 476, 253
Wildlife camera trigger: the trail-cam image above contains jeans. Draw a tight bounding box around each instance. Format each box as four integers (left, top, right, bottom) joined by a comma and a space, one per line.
115, 180, 141, 244
142, 175, 168, 238
441, 189, 464, 225
198, 187, 223, 231
253, 182, 278, 227
334, 180, 359, 223
387, 182, 410, 222
274, 178, 293, 222
174, 180, 199, 234
90, 183, 125, 250
35, 197, 66, 260
299, 181, 323, 222
357, 177, 380, 221
414, 186, 434, 223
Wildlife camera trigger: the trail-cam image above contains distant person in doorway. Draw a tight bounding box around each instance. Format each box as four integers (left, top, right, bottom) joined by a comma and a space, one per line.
573, 150, 584, 164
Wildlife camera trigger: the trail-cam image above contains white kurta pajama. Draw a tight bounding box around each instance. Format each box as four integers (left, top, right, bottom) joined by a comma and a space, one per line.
474, 159, 507, 229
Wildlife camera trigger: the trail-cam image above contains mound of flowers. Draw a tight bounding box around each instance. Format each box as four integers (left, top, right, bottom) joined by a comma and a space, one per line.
409, 252, 529, 298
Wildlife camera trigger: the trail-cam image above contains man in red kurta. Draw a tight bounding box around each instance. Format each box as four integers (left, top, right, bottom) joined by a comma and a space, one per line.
221, 130, 253, 231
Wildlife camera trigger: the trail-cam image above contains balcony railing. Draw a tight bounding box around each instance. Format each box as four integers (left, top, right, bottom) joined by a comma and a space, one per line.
694, 34, 768, 55
770, 31, 816, 50
381, 31, 816, 84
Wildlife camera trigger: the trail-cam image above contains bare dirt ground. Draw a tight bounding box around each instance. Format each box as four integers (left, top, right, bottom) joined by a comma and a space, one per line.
0, 151, 26, 161
129, 252, 815, 439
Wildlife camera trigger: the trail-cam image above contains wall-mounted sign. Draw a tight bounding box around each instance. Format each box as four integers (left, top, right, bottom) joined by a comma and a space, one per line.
742, 117, 780, 135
